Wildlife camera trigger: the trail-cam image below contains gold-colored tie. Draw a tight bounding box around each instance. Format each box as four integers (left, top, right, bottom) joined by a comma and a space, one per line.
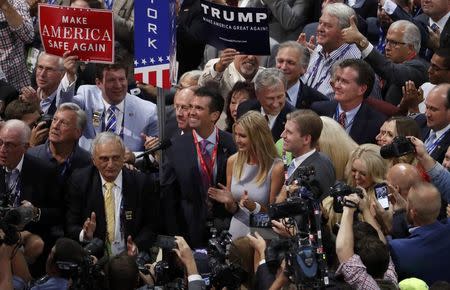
104, 182, 115, 243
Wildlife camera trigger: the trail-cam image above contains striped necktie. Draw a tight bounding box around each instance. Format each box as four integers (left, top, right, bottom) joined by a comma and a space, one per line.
105, 105, 117, 133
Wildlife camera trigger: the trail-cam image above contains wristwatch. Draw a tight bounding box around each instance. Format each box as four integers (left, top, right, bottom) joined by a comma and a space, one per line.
357, 37, 369, 50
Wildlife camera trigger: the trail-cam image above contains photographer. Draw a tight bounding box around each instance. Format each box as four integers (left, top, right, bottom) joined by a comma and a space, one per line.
335, 191, 397, 289
173, 236, 205, 290
31, 237, 88, 290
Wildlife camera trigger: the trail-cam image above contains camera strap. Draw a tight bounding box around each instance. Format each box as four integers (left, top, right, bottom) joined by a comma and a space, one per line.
342, 199, 358, 209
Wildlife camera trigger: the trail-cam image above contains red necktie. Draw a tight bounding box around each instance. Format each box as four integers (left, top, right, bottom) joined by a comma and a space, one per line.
338, 112, 346, 128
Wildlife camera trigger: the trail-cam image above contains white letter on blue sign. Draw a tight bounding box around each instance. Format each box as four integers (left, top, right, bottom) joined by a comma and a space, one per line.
148, 38, 157, 49
147, 8, 157, 19
256, 13, 267, 22
148, 23, 157, 34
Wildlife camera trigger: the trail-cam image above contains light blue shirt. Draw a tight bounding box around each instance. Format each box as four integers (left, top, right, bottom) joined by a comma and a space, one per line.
336, 103, 362, 134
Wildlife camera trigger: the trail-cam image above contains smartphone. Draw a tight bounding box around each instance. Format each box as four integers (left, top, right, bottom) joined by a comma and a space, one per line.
250, 213, 277, 240
155, 235, 177, 249
374, 183, 389, 210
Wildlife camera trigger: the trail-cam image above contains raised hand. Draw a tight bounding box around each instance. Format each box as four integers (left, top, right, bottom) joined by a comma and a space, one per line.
215, 48, 239, 73
341, 15, 363, 45
297, 32, 316, 52
127, 235, 138, 256
208, 183, 234, 204
83, 212, 96, 241
63, 50, 79, 83
400, 80, 423, 113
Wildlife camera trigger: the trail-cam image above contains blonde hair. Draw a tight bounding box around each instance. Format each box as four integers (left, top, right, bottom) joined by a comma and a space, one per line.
345, 144, 388, 205
318, 117, 358, 181
233, 111, 278, 186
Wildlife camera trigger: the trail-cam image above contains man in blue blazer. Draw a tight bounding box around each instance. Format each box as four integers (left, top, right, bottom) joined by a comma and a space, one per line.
62, 62, 158, 153
389, 182, 450, 285
311, 59, 387, 144
161, 86, 236, 248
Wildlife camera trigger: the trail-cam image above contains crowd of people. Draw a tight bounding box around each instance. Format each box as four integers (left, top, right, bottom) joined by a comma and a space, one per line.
1, 0, 450, 289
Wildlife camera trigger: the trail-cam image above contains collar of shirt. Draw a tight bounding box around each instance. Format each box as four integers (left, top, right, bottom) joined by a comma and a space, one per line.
194, 127, 218, 148
286, 80, 300, 106
260, 108, 280, 129
100, 170, 123, 192
39, 88, 58, 111
318, 43, 350, 60
338, 103, 362, 128
291, 149, 316, 170
5, 155, 24, 173
432, 123, 450, 140
103, 98, 125, 114
228, 61, 261, 84
429, 11, 450, 31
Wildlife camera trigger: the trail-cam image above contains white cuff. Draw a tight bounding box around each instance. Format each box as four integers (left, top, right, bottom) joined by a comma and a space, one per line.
258, 259, 266, 266
361, 43, 374, 59
61, 73, 77, 91
252, 202, 261, 214
79, 230, 85, 242
382, 0, 397, 15
188, 274, 202, 282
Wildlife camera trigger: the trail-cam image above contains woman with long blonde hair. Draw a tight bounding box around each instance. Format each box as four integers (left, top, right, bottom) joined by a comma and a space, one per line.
209, 111, 284, 239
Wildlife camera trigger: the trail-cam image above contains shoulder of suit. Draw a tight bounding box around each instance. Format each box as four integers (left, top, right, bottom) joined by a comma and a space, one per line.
23, 153, 54, 171
125, 93, 157, 109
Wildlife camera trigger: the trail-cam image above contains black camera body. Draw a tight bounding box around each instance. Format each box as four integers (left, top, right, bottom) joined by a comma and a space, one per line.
380, 136, 415, 159
330, 182, 364, 213
39, 114, 53, 129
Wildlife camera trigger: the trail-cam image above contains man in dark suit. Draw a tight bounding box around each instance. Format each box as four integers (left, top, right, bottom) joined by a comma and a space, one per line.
275, 41, 328, 109
281, 110, 336, 199
421, 84, 450, 163
65, 132, 158, 256
312, 59, 387, 144
0, 120, 61, 266
161, 86, 236, 248
237, 68, 295, 141
342, 18, 429, 105
27, 103, 91, 184
389, 182, 450, 284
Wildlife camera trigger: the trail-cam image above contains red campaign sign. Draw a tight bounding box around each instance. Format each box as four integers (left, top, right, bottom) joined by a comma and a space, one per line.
38, 4, 114, 63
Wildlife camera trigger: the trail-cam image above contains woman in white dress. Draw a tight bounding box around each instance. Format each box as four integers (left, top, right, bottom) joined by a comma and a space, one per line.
208, 111, 284, 239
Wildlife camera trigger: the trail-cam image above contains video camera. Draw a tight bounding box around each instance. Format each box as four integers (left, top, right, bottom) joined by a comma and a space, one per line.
329, 182, 364, 213
0, 206, 36, 246
380, 136, 415, 159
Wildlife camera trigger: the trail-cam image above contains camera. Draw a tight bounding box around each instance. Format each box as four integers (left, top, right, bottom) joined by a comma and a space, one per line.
380, 136, 415, 159
330, 182, 363, 213
207, 230, 246, 290
0, 206, 36, 246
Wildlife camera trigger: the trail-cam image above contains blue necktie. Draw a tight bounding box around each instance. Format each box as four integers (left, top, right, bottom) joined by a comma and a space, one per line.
105, 105, 117, 133
425, 131, 437, 152
287, 162, 296, 178
104, 0, 114, 10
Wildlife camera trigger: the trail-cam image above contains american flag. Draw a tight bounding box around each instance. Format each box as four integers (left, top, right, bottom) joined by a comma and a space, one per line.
134, 57, 171, 89
134, 0, 177, 90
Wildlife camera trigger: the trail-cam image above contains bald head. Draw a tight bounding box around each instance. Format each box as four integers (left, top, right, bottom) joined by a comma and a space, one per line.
425, 83, 450, 131
386, 163, 421, 198
407, 182, 441, 226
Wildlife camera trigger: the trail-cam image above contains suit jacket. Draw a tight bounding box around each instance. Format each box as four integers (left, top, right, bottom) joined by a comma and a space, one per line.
364, 48, 429, 106
65, 165, 158, 251
389, 219, 450, 284
311, 100, 387, 144
294, 80, 328, 109
287, 151, 336, 199
161, 130, 236, 248
0, 154, 61, 239
64, 85, 158, 152
351, 0, 377, 19
262, 0, 311, 42
188, 279, 206, 290
237, 99, 295, 141
422, 127, 450, 164
254, 263, 276, 290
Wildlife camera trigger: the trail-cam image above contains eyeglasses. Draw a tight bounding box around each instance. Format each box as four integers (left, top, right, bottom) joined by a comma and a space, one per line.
384, 39, 408, 47
0, 139, 25, 150
36, 65, 64, 74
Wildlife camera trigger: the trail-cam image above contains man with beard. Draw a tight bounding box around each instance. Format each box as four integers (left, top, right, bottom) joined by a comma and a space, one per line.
199, 48, 264, 98
389, 182, 450, 284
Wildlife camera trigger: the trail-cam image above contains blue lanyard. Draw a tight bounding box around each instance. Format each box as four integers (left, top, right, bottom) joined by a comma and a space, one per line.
306, 45, 352, 90
426, 129, 450, 153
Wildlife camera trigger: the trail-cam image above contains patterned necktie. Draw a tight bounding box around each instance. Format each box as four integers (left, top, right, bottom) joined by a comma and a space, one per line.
105, 105, 117, 133
104, 0, 114, 10
338, 112, 347, 128
264, 114, 269, 123
200, 139, 212, 189
287, 162, 296, 178
425, 131, 437, 152
104, 182, 116, 243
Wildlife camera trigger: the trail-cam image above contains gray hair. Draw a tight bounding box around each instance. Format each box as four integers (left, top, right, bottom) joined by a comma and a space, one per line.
390, 20, 421, 53
91, 132, 125, 156
57, 102, 87, 131
254, 68, 287, 92
322, 3, 356, 29
179, 70, 202, 85
278, 41, 311, 70
38, 52, 64, 71
1, 119, 31, 143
